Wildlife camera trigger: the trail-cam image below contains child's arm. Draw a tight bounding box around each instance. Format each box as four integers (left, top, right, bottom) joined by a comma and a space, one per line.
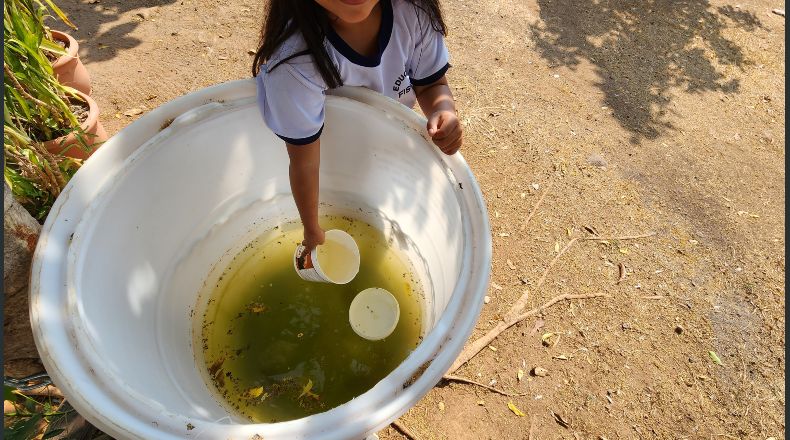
414, 75, 462, 155
287, 141, 325, 253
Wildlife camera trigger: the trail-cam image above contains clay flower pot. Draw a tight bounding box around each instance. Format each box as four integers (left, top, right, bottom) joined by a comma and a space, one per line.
44, 91, 108, 160
50, 30, 92, 95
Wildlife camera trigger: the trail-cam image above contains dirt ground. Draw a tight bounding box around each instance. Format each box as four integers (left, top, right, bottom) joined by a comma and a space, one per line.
41, 0, 786, 438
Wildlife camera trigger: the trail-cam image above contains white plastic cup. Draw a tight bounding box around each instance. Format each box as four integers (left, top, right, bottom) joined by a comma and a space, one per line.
293, 229, 360, 284
349, 288, 401, 341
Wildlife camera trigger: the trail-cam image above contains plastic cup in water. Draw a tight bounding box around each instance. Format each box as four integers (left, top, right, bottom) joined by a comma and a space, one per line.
293, 229, 361, 284
349, 288, 401, 341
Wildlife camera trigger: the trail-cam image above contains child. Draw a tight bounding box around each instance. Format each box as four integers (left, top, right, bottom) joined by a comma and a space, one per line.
253, 0, 462, 253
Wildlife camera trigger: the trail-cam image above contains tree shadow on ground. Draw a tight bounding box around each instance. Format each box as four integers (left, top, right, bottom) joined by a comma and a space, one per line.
530, 0, 764, 143
54, 0, 178, 63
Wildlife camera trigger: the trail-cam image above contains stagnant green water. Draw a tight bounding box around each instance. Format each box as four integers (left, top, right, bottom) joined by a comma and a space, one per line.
197, 216, 424, 423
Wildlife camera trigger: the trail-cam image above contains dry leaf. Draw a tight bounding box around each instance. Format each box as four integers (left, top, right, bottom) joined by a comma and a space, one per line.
146, 94, 158, 101
619, 248, 629, 254
246, 386, 264, 399
477, 400, 485, 406
488, 345, 498, 352
552, 354, 570, 360
552, 411, 570, 428
517, 369, 524, 381
123, 108, 143, 117
491, 282, 503, 290
298, 378, 319, 399
507, 401, 526, 417
566, 227, 573, 237
438, 401, 445, 411
507, 259, 516, 270
247, 302, 268, 314
736, 210, 759, 218
541, 332, 555, 346
554, 242, 560, 252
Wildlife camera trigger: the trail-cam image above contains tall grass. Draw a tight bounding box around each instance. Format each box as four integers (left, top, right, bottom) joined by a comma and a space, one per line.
4, 0, 86, 221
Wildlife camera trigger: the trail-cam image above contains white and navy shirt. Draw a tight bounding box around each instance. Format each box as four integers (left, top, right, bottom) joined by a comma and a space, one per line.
256, 0, 450, 145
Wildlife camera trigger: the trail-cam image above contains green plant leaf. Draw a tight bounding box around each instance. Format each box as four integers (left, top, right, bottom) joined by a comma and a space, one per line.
41, 0, 76, 29
708, 351, 723, 366
6, 412, 43, 440
42, 428, 66, 439
4, 385, 17, 401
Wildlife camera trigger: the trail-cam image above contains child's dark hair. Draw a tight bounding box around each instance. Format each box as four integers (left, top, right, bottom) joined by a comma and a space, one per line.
252, 1, 447, 89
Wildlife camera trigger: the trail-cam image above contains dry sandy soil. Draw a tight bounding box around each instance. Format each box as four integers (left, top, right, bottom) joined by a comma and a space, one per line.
25, 0, 788, 438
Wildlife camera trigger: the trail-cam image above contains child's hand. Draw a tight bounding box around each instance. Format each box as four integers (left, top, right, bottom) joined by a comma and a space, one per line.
302, 226, 326, 256
427, 110, 463, 155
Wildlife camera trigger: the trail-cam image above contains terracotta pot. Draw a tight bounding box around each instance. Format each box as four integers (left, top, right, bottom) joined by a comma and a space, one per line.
51, 30, 91, 95
44, 91, 108, 160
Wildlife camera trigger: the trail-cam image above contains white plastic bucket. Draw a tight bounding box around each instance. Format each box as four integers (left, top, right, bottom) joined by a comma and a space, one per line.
30, 80, 491, 440
293, 229, 361, 284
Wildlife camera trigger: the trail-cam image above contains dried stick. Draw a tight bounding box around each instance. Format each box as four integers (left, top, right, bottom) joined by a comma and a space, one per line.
522, 180, 555, 230
391, 419, 419, 440
18, 384, 64, 399
582, 232, 656, 241
4, 63, 52, 110
32, 141, 68, 188
528, 415, 537, 440
442, 374, 527, 397
448, 232, 652, 374
29, 143, 64, 197
510, 292, 611, 323
448, 238, 580, 373
8, 149, 59, 198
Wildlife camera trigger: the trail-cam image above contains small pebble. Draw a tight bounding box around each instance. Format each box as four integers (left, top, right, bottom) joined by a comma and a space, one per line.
438, 402, 445, 411
587, 153, 608, 167
532, 366, 549, 377
675, 325, 684, 334
483, 295, 491, 304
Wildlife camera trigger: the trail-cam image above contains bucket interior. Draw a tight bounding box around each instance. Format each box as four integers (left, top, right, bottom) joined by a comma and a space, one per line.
68, 95, 465, 422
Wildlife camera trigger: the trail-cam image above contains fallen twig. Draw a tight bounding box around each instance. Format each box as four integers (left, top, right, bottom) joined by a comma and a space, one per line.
16, 384, 64, 399
442, 374, 527, 397
617, 263, 626, 284
528, 415, 537, 440
448, 238, 581, 373
391, 419, 419, 440
449, 291, 610, 373
582, 232, 656, 241
448, 231, 654, 373
523, 180, 555, 230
